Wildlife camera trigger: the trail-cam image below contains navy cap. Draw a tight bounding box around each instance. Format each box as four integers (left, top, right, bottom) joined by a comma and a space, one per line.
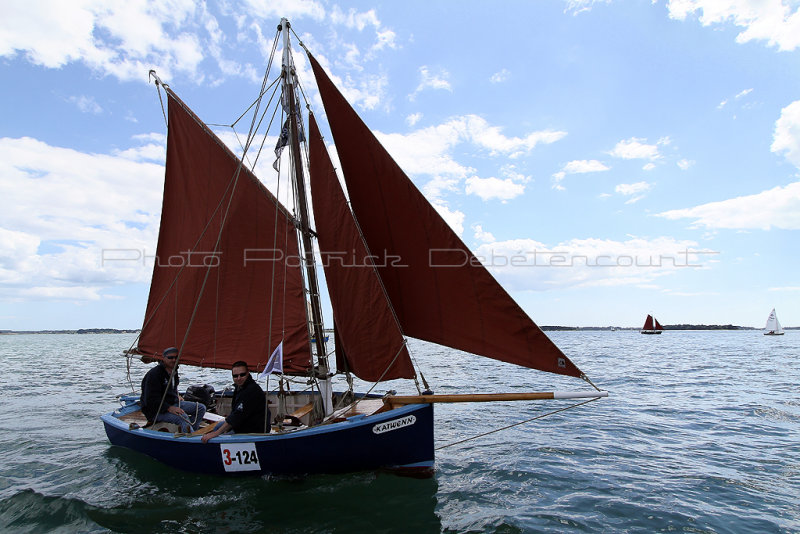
163, 347, 178, 358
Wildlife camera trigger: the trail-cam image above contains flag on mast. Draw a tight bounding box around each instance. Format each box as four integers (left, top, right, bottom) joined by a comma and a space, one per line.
258, 341, 283, 380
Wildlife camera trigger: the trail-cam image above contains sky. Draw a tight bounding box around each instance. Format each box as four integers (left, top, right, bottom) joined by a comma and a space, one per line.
1, 0, 799, 330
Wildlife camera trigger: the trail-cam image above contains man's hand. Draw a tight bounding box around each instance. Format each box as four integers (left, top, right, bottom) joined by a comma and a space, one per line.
167, 405, 185, 416
201, 431, 219, 443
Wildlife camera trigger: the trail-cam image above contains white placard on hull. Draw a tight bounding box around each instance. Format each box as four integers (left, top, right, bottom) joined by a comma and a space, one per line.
220, 442, 260, 472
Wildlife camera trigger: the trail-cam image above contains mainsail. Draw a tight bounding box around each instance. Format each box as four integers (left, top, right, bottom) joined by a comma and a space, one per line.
764, 308, 783, 335
137, 91, 312, 374
642, 314, 663, 331
308, 53, 582, 378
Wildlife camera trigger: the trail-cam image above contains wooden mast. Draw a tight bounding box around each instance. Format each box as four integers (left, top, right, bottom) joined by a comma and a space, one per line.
280, 19, 329, 375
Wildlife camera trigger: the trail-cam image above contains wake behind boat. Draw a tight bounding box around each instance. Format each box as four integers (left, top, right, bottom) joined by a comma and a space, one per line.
101, 18, 607, 477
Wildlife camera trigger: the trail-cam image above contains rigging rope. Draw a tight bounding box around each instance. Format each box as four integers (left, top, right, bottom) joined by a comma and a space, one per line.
435, 396, 602, 451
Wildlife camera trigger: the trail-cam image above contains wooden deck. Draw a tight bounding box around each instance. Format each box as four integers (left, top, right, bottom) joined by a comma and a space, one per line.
118, 409, 223, 428
119, 410, 148, 426
115, 398, 387, 433
334, 398, 386, 419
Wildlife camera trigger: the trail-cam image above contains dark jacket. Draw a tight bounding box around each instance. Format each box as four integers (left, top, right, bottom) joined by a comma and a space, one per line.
226, 376, 267, 433
140, 363, 179, 422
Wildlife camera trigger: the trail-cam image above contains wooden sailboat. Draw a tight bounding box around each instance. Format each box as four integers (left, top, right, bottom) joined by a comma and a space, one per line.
763, 308, 784, 336
101, 19, 607, 477
640, 314, 663, 335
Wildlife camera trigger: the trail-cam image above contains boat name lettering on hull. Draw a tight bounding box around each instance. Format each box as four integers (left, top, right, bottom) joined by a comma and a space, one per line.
373, 415, 416, 434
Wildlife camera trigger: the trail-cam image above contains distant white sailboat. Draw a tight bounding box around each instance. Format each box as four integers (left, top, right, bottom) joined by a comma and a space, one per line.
763, 308, 784, 336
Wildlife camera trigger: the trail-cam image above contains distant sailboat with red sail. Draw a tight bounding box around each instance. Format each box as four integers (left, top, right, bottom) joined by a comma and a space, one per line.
641, 314, 664, 335
100, 18, 607, 477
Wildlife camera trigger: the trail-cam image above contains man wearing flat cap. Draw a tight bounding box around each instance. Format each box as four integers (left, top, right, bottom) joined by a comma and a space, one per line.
140, 346, 206, 432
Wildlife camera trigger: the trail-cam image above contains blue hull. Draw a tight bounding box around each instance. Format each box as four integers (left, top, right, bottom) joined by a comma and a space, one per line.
101, 397, 434, 477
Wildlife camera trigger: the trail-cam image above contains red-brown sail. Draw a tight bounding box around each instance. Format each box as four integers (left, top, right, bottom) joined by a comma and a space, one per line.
654, 317, 664, 330
308, 54, 582, 378
642, 315, 655, 330
137, 90, 312, 374
308, 113, 415, 381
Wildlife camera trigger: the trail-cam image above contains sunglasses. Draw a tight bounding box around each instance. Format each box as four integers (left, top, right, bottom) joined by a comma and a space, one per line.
165, 355, 178, 360
232, 372, 249, 378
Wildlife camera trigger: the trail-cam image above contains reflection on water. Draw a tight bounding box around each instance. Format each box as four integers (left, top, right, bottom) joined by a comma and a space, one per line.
97, 447, 441, 533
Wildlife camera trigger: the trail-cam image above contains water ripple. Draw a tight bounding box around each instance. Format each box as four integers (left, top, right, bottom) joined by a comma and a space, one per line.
0, 331, 799, 532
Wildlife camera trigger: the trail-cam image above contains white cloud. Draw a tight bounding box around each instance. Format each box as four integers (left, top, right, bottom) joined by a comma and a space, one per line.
472, 235, 705, 291
608, 137, 661, 160
0, 1, 213, 82
239, 0, 325, 23
616, 182, 653, 196
490, 69, 511, 83
677, 158, 694, 170
657, 181, 800, 229
406, 113, 422, 127
432, 202, 465, 236
329, 6, 380, 30
373, 29, 398, 52
378, 115, 564, 186
18, 286, 103, 301
0, 1, 355, 84
328, 6, 397, 52
0, 135, 166, 302
771, 100, 800, 168
615, 181, 653, 204
552, 159, 609, 189
500, 165, 532, 184
465, 176, 526, 202
564, 0, 612, 15
68, 95, 103, 114
422, 175, 463, 201
667, 0, 800, 51
473, 224, 496, 243
551, 172, 566, 191
409, 66, 452, 101
719, 88, 755, 110
563, 159, 610, 174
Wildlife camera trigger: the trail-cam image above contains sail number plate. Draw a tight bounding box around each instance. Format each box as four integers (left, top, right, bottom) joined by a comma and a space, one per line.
220, 443, 260, 472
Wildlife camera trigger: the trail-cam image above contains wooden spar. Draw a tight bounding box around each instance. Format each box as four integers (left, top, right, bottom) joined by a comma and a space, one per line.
383, 390, 608, 409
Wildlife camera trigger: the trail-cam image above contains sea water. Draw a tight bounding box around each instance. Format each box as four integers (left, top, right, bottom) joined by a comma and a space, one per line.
0, 331, 797, 533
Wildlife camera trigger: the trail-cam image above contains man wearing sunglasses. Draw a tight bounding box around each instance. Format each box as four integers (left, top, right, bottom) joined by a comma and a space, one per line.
140, 346, 206, 433
201, 361, 268, 443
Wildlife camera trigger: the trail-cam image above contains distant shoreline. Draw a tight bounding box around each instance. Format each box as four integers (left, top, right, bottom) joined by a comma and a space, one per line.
540, 325, 764, 331
1, 325, 794, 334
0, 329, 141, 335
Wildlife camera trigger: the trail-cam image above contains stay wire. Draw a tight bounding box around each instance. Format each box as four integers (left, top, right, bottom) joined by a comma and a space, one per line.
435, 396, 602, 451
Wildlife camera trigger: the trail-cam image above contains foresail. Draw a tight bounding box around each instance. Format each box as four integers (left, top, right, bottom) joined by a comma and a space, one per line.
308, 113, 415, 381
137, 90, 312, 374
654, 317, 663, 330
308, 54, 582, 378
